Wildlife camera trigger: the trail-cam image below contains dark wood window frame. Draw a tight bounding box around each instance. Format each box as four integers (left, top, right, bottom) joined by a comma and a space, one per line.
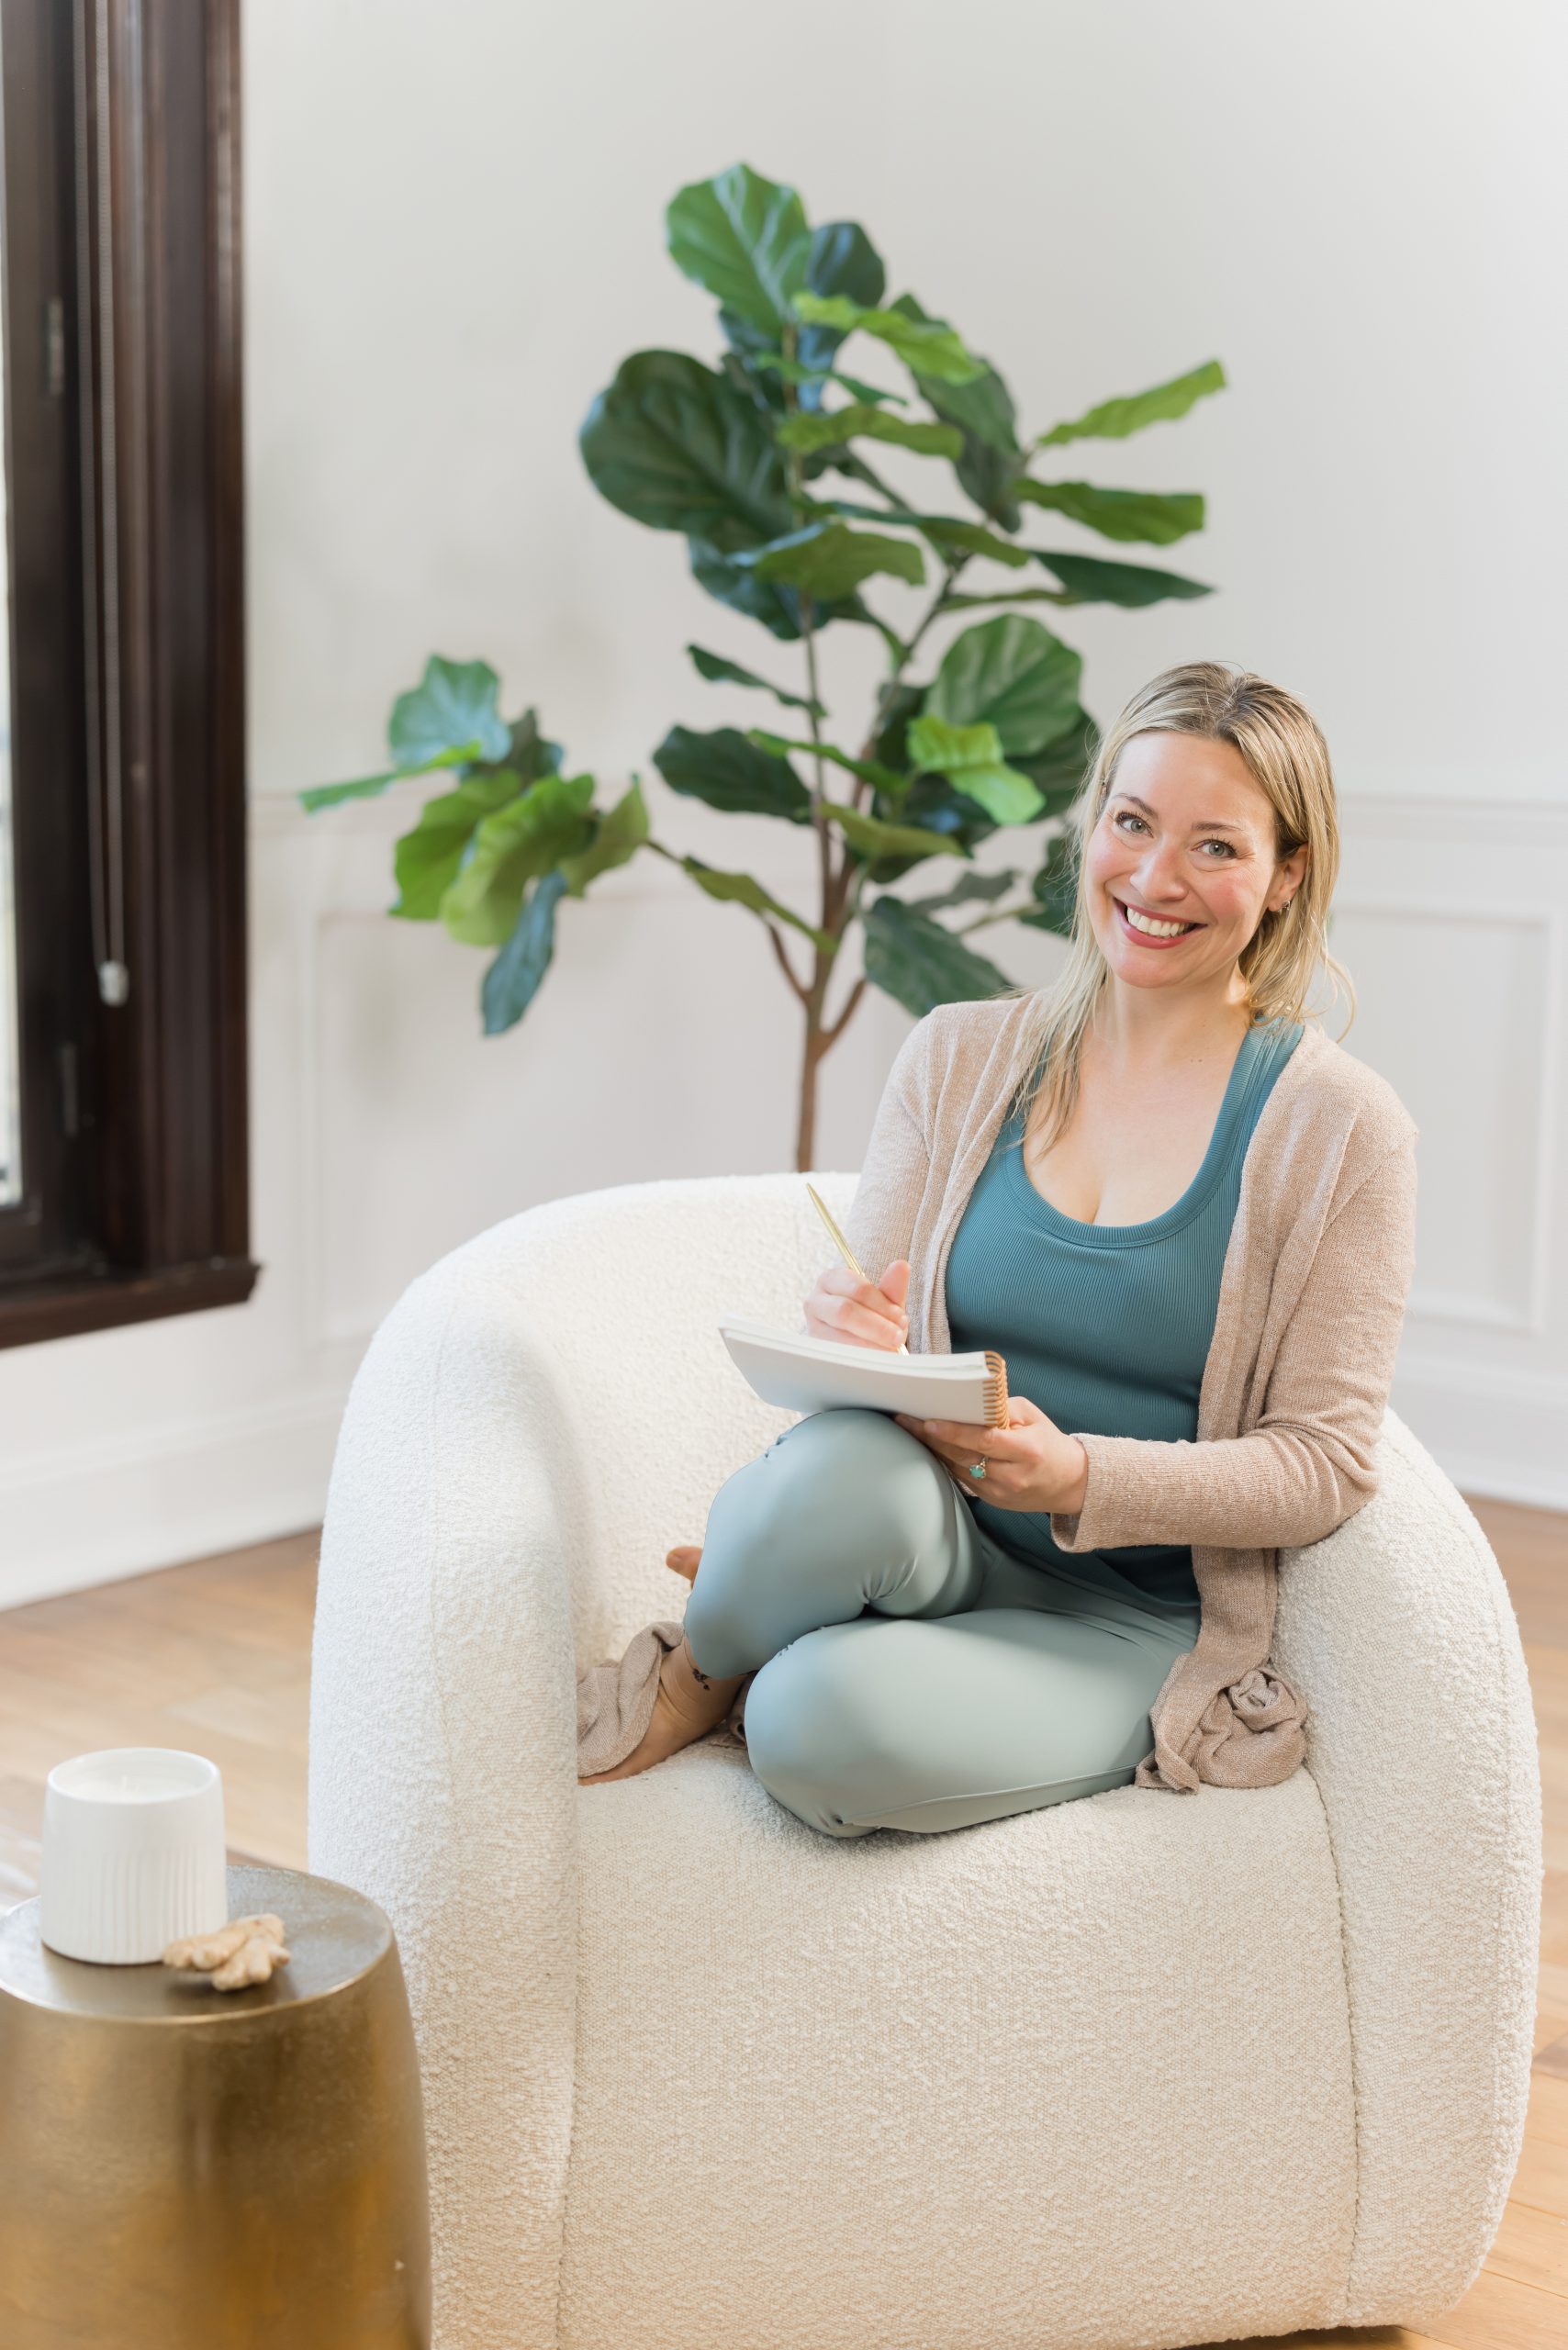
0, 0, 253, 1348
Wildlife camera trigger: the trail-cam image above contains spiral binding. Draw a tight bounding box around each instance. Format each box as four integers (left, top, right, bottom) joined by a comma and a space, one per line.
982, 1350, 1010, 1427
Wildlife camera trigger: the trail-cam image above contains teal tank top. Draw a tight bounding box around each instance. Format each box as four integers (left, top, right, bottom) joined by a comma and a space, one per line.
944, 1015, 1304, 1615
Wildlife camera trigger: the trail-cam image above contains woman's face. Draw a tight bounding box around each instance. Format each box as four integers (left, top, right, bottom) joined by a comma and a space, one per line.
1081, 730, 1309, 998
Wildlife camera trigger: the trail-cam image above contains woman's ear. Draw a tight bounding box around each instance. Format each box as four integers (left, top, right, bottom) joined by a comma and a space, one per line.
1269, 844, 1309, 912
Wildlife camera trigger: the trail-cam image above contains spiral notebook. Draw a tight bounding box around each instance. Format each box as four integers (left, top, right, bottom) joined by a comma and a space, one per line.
717, 1315, 1011, 1427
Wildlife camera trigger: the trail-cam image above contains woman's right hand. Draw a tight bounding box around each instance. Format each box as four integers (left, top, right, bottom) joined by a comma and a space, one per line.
802, 1258, 912, 1351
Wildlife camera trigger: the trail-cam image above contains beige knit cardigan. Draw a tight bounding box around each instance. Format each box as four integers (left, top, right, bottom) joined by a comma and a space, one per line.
577, 990, 1419, 1794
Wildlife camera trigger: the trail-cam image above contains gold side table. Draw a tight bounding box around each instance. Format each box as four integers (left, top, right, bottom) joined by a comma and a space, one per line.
0, 1862, 431, 2349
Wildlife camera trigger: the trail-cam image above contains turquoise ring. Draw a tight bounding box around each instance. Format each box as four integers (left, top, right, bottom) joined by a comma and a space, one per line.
968, 1460, 987, 1481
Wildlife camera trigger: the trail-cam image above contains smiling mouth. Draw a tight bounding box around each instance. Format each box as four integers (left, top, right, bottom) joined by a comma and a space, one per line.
1112, 894, 1203, 941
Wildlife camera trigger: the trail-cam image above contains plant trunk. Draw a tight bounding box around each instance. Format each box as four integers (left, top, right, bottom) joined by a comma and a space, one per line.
794, 834, 870, 1170
796, 1007, 827, 1173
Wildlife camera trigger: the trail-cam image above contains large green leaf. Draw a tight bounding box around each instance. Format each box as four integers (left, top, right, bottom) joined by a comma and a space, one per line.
747, 730, 907, 796
1036, 359, 1226, 449
906, 352, 1016, 454
580, 351, 793, 549
938, 588, 1070, 613
861, 769, 1003, 881
720, 218, 890, 412
689, 535, 808, 638
1012, 709, 1101, 809
440, 772, 597, 946
688, 643, 824, 717
869, 680, 924, 772
1031, 549, 1214, 606
680, 856, 835, 949
687, 536, 869, 639
822, 802, 969, 864
300, 767, 406, 814
861, 895, 1014, 1016
906, 867, 1020, 914
492, 707, 565, 785
301, 660, 517, 811
736, 520, 925, 598
906, 714, 1044, 824
666, 163, 812, 333
1015, 832, 1080, 937
1014, 479, 1204, 545
774, 403, 961, 459
819, 499, 1026, 571
916, 518, 1030, 568
924, 615, 1084, 756
388, 655, 512, 771
797, 220, 886, 381
557, 779, 651, 896
887, 293, 1022, 523
716, 310, 792, 420
482, 868, 569, 1035
653, 724, 812, 822
804, 220, 885, 307
790, 294, 985, 385
391, 768, 524, 920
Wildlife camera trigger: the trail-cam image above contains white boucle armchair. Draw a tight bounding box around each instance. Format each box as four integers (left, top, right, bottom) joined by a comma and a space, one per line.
308, 1171, 1542, 2350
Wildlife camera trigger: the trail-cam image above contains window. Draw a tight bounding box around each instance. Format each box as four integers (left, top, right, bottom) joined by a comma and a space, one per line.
0, 0, 252, 1347
0, 332, 17, 1209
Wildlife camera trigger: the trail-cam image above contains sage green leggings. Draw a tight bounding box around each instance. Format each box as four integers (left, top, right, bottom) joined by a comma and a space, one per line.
683, 1407, 1202, 1840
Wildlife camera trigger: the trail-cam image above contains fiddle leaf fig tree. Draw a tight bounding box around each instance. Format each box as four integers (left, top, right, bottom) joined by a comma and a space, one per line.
303, 162, 1226, 1170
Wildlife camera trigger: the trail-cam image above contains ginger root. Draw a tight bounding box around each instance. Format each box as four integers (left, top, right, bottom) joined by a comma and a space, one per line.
163, 1912, 292, 1990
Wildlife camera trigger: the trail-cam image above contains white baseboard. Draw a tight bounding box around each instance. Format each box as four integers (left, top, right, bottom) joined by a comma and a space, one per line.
0, 1389, 344, 1612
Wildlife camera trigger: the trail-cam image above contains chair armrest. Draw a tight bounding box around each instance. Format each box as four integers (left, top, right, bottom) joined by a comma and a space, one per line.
308, 1233, 583, 2350
1271, 1406, 1542, 2326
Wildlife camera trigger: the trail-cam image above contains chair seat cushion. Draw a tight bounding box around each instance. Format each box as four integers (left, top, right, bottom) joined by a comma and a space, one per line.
564, 1741, 1360, 2350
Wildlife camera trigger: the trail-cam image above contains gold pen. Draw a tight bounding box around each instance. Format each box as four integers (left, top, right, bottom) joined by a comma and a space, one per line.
804, 1181, 909, 1357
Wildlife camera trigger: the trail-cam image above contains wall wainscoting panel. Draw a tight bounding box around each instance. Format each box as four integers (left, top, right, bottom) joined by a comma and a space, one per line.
1335, 799, 1567, 1507
0, 1388, 344, 1612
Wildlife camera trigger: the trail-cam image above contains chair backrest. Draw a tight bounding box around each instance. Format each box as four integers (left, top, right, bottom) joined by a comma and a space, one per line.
431, 1169, 860, 1662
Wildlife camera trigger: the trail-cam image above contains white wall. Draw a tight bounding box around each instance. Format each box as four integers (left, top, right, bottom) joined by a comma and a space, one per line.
3, 0, 1564, 1606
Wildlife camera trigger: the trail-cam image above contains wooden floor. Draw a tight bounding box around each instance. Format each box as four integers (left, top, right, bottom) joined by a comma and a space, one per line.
1, 1497, 1564, 2346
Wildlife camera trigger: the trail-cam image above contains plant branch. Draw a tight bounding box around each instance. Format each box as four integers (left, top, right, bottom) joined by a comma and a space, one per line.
830, 453, 921, 515
941, 586, 1074, 610
821, 972, 868, 1044
632, 834, 679, 865
764, 916, 811, 1000
645, 833, 812, 996
899, 557, 970, 674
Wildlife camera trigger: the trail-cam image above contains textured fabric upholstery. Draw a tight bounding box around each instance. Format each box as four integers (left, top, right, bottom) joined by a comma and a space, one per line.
308, 1171, 1541, 2350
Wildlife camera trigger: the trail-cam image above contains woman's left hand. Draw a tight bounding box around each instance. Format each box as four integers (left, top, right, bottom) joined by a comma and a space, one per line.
892, 1396, 1090, 1516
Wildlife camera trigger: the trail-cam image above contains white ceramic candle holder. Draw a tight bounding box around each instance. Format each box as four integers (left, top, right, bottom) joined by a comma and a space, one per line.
39, 1748, 229, 1964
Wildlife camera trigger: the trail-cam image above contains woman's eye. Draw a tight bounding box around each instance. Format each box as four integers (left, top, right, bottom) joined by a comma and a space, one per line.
1199, 839, 1237, 857
1113, 811, 1146, 833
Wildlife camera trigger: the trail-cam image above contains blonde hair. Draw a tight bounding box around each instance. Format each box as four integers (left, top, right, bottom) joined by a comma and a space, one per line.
994, 659, 1354, 1151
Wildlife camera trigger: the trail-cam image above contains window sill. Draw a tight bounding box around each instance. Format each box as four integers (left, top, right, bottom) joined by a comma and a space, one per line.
0, 1258, 260, 1350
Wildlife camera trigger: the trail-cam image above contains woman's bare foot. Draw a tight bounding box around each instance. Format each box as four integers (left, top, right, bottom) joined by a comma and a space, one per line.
666, 1544, 701, 1584
577, 1633, 743, 1784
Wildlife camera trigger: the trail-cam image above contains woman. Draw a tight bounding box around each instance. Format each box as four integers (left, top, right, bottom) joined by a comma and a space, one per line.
578, 660, 1418, 1834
